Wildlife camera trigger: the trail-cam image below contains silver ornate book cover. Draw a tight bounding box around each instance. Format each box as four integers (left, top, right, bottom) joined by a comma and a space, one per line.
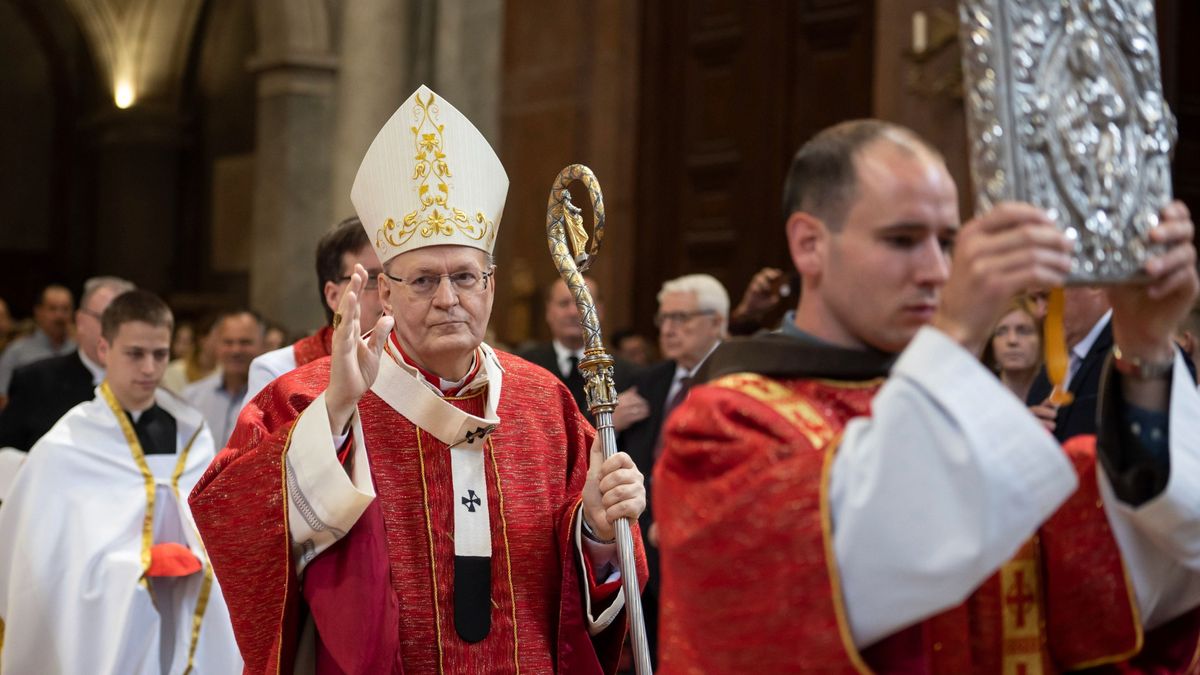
958, 0, 1176, 282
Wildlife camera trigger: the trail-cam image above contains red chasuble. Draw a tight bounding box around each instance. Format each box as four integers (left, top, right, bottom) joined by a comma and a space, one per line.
655, 372, 1200, 674
189, 350, 645, 674
291, 324, 335, 367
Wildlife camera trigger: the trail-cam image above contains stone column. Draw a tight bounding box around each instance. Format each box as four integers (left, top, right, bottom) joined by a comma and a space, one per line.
327, 0, 411, 222
433, 0, 504, 144
247, 52, 338, 335
89, 104, 189, 294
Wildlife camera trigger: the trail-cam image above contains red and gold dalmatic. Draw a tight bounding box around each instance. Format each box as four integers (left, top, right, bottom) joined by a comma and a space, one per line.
655, 371, 1200, 674
189, 350, 644, 674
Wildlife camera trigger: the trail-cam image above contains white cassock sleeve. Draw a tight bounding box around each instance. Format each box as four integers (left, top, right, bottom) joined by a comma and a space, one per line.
1101, 351, 1200, 629
246, 346, 299, 403
284, 392, 375, 573
829, 327, 1079, 648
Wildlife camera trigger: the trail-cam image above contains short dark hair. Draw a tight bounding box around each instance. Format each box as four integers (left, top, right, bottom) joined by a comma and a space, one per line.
781, 119, 943, 230
101, 290, 174, 341
316, 217, 373, 323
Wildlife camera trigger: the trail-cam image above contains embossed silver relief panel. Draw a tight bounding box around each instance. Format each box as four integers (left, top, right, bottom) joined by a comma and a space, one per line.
958, 0, 1176, 282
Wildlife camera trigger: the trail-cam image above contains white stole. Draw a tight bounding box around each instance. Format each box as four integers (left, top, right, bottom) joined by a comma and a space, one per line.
371, 342, 504, 563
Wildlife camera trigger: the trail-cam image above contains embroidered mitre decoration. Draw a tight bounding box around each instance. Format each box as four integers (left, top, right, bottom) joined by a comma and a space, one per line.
352, 84, 509, 262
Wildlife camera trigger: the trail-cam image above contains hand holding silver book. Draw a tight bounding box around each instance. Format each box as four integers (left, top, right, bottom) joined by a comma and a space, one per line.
958, 0, 1176, 283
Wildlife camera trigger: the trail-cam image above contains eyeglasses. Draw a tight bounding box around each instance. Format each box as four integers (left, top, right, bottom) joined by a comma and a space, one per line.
654, 309, 715, 328
384, 268, 495, 298
338, 275, 381, 291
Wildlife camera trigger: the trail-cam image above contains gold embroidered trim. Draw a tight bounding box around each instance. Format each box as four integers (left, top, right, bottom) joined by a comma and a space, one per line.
709, 372, 834, 449
170, 427, 201, 491
171, 425, 211, 675
999, 538, 1046, 674
813, 377, 887, 390
0, 616, 6, 673
275, 418, 302, 675
487, 437, 521, 673
820, 434, 874, 674
100, 382, 156, 591
416, 429, 446, 674
375, 92, 495, 252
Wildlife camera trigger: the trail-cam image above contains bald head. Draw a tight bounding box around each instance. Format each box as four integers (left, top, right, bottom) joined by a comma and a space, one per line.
781, 119, 946, 230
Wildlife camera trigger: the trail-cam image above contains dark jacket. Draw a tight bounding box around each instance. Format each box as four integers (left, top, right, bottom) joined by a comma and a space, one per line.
0, 350, 96, 451
1026, 319, 1113, 444
516, 342, 641, 422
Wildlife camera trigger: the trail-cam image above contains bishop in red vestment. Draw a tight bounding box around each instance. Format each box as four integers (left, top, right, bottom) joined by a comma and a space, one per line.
191, 85, 648, 674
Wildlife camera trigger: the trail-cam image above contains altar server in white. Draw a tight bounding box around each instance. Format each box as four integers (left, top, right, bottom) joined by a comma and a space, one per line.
0, 289, 241, 674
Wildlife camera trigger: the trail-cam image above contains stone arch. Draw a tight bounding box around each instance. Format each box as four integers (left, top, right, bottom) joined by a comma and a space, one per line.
64, 0, 204, 106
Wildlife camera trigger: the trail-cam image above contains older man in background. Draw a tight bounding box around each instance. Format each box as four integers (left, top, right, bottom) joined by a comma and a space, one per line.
0, 277, 134, 451
0, 284, 76, 403
183, 309, 266, 446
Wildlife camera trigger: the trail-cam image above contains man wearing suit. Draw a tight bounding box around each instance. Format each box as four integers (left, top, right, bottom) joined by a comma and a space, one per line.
1028, 287, 1196, 442
518, 276, 648, 430
1026, 287, 1112, 442
0, 277, 134, 451
618, 272, 729, 664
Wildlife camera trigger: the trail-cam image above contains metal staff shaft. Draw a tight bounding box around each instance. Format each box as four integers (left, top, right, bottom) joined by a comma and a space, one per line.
546, 164, 652, 675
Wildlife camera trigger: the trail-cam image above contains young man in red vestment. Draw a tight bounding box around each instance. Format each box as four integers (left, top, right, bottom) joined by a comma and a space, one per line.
246, 216, 385, 401
190, 85, 648, 674
655, 120, 1200, 673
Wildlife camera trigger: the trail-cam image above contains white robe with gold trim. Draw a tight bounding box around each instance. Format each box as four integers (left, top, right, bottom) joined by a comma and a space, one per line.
0, 386, 241, 674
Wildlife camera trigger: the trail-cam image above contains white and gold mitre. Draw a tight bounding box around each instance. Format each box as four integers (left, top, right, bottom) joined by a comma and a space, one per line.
352, 85, 508, 262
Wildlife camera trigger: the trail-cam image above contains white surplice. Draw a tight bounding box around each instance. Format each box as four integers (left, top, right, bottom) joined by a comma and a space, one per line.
0, 386, 242, 674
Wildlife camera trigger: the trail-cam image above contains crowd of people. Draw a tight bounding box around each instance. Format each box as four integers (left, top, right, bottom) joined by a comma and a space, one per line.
0, 85, 1198, 674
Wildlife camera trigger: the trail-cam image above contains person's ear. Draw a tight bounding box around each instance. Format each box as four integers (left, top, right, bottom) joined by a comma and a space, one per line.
324, 280, 341, 315
378, 274, 394, 316
787, 211, 829, 280
97, 336, 111, 368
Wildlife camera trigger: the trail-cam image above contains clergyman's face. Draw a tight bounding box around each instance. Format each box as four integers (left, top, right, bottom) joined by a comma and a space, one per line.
381, 245, 494, 370
326, 245, 385, 326
811, 142, 960, 353
99, 321, 172, 411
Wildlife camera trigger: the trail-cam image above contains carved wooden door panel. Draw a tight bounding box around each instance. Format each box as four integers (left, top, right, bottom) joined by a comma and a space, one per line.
633, 0, 877, 333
